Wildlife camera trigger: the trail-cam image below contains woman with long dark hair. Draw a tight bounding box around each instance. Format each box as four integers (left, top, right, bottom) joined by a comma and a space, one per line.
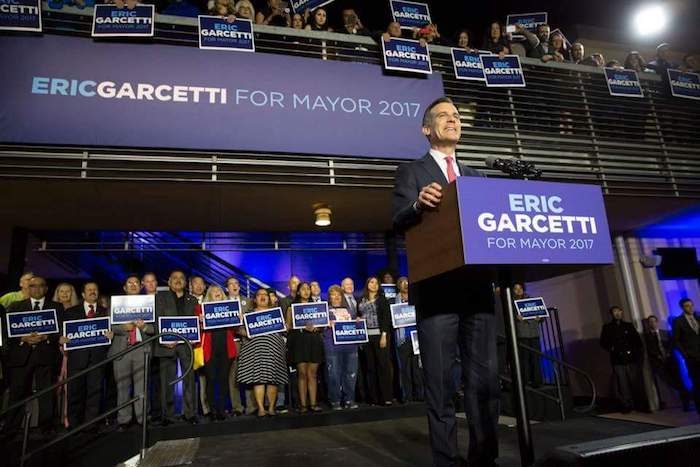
483, 21, 510, 55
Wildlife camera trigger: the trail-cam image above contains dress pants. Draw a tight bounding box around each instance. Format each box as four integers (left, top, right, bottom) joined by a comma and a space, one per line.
684, 359, 700, 414
113, 346, 148, 424
159, 345, 196, 419
227, 341, 244, 412
67, 355, 104, 428
397, 340, 424, 402
418, 310, 499, 467
518, 337, 542, 388
204, 353, 232, 414
365, 335, 393, 404
7, 360, 56, 431
612, 363, 641, 410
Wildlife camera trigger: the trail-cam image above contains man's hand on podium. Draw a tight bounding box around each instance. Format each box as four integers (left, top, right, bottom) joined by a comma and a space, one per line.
416, 182, 443, 210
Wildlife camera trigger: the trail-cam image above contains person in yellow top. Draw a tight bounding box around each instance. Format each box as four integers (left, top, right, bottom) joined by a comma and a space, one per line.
0, 272, 34, 309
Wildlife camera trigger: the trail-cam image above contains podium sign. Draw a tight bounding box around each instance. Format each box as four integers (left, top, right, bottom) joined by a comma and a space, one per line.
406, 177, 613, 282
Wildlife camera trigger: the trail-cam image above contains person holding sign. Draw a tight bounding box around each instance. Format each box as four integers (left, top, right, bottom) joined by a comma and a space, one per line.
357, 276, 393, 406
196, 285, 238, 421
237, 289, 288, 417
512, 283, 543, 388
59, 282, 113, 429
392, 97, 500, 467
109, 274, 154, 431
483, 21, 510, 55
324, 285, 360, 410
154, 270, 199, 425
5, 276, 64, 435
286, 282, 325, 413
394, 277, 424, 403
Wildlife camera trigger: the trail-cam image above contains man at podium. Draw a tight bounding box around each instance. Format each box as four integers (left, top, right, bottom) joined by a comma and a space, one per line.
392, 97, 499, 467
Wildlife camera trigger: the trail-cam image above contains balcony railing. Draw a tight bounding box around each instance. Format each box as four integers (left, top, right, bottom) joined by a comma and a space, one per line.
1, 3, 698, 198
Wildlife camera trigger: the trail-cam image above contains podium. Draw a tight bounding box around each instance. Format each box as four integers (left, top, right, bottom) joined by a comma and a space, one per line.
404, 176, 614, 466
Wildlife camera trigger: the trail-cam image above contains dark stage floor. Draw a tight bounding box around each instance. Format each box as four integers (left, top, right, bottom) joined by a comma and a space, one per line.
152, 414, 664, 467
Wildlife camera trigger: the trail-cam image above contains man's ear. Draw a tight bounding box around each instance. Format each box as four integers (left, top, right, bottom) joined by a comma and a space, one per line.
421, 126, 431, 138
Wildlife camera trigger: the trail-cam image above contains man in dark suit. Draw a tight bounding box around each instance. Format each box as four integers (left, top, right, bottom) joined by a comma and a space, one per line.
61, 281, 112, 429
672, 298, 700, 415
4, 276, 64, 435
644, 315, 672, 409
154, 270, 199, 425
393, 97, 499, 467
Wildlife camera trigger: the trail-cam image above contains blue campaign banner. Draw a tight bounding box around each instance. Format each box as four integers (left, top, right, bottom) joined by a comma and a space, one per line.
382, 37, 432, 75
202, 299, 242, 330
0, 0, 41, 32
6, 309, 59, 337
289, 0, 335, 13
63, 317, 111, 351
198, 16, 255, 52
481, 55, 526, 87
410, 329, 419, 355
332, 319, 369, 345
456, 177, 614, 265
292, 301, 329, 329
244, 307, 286, 337
111, 294, 155, 324
451, 48, 491, 81
380, 283, 397, 300
668, 69, 700, 100
390, 303, 416, 328
506, 12, 548, 33
604, 68, 643, 97
158, 316, 201, 344
92, 4, 154, 38
0, 34, 443, 161
390, 0, 431, 30
514, 297, 549, 320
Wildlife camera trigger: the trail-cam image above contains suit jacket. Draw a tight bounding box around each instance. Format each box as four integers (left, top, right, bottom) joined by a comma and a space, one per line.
600, 320, 643, 365
108, 312, 155, 358
392, 152, 495, 317
644, 329, 671, 365
63, 303, 110, 369
5, 298, 64, 367
357, 294, 392, 334
153, 290, 198, 358
673, 313, 700, 363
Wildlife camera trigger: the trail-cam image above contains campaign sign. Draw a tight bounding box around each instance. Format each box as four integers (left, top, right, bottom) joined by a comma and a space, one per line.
604, 68, 643, 98
202, 299, 242, 330
92, 4, 154, 37
198, 16, 255, 52
158, 316, 201, 344
110, 294, 155, 324
6, 309, 59, 338
506, 12, 547, 39
390, 0, 431, 30
481, 55, 526, 87
63, 317, 111, 351
244, 307, 286, 338
289, 0, 335, 13
410, 329, 420, 355
332, 319, 369, 345
514, 297, 549, 320
456, 177, 614, 265
380, 283, 397, 300
292, 301, 329, 329
390, 303, 416, 328
0, 0, 41, 32
668, 69, 700, 100
382, 38, 432, 75
451, 49, 489, 81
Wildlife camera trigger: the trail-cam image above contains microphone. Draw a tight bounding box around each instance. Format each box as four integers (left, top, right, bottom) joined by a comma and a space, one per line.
484, 156, 542, 179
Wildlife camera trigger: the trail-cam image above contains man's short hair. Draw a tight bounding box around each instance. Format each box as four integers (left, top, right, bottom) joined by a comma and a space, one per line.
169, 269, 187, 278
647, 315, 658, 321
680, 298, 693, 308
225, 276, 239, 286
82, 281, 99, 292
609, 305, 623, 314
124, 273, 141, 284
422, 97, 454, 127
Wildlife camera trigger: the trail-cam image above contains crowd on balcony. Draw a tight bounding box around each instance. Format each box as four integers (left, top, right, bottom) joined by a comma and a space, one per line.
47, 0, 700, 75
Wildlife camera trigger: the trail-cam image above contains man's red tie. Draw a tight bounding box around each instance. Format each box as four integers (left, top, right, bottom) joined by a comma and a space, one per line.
128, 327, 137, 345
87, 304, 95, 318
445, 156, 457, 183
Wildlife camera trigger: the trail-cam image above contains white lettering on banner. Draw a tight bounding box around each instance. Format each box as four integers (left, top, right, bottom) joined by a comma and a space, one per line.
95, 17, 152, 25
248, 317, 284, 329
161, 326, 198, 334
295, 312, 327, 321
672, 80, 700, 90
201, 29, 252, 39
393, 11, 430, 22
484, 67, 522, 75
112, 306, 153, 315
336, 329, 366, 336
205, 311, 237, 320
478, 213, 597, 234
608, 79, 639, 87
67, 329, 108, 339
519, 304, 546, 313
394, 312, 415, 322
0, 4, 39, 14
456, 60, 481, 69
11, 319, 55, 329
385, 50, 429, 61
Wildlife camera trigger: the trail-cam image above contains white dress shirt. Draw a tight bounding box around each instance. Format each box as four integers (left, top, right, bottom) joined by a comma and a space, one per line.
83, 301, 97, 317
429, 148, 461, 182
31, 297, 46, 310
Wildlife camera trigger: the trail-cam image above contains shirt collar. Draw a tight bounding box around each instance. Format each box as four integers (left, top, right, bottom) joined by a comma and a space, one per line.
32, 297, 45, 308
429, 148, 456, 162
84, 301, 96, 315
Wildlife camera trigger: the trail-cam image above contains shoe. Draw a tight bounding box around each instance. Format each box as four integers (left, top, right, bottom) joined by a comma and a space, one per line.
216, 412, 227, 421
207, 413, 217, 423
310, 405, 322, 413
232, 410, 243, 417
276, 405, 289, 414
187, 417, 199, 425
117, 423, 130, 432
257, 410, 267, 418
331, 402, 342, 411
160, 418, 173, 427
383, 401, 393, 407
347, 402, 359, 409
299, 406, 308, 414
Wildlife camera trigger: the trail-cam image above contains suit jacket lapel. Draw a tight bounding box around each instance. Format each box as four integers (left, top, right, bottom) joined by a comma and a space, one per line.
419, 152, 447, 185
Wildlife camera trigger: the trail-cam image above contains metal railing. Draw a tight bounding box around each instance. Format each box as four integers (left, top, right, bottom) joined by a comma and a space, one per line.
0, 4, 698, 198
0, 332, 194, 467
